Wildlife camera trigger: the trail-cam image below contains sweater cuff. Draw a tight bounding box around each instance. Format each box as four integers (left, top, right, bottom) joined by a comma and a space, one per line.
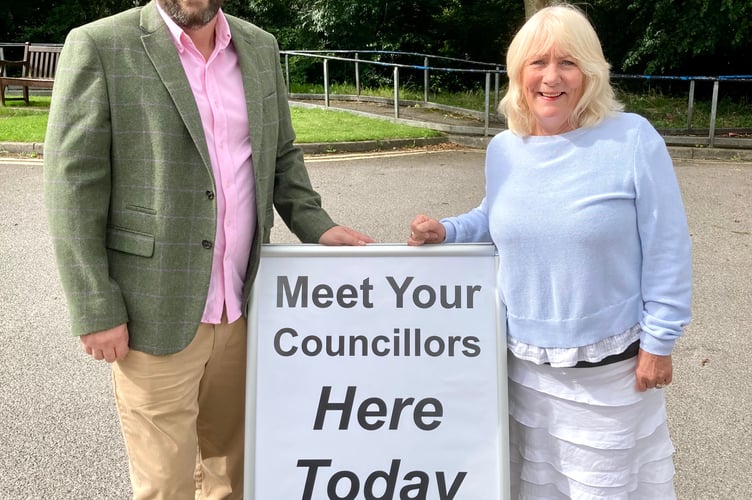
638, 330, 677, 356
440, 219, 456, 243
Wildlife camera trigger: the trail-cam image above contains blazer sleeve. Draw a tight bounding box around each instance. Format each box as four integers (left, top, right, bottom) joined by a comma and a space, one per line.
43, 27, 128, 336
267, 41, 336, 243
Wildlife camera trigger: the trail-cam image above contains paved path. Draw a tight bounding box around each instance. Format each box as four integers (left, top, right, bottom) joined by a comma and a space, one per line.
1, 150, 750, 499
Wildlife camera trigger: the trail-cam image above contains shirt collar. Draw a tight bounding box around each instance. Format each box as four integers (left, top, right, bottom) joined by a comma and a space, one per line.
156, 3, 232, 54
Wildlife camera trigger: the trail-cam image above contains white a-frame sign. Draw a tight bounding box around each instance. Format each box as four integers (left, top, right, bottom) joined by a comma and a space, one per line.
245, 244, 509, 500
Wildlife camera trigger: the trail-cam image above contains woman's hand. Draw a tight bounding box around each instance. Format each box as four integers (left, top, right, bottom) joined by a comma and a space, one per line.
408, 215, 446, 246
635, 349, 673, 392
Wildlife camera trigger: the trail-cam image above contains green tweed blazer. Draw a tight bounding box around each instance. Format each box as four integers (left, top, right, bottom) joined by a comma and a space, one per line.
44, 1, 335, 354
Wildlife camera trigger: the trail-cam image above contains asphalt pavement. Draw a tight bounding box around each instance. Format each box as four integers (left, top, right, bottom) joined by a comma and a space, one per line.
1, 148, 751, 499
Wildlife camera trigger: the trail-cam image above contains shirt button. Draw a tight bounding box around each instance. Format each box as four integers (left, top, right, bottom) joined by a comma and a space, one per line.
202, 240, 213, 249
206, 190, 215, 200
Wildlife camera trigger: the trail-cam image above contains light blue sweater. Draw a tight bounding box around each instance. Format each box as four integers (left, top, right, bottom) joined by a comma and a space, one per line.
443, 113, 692, 356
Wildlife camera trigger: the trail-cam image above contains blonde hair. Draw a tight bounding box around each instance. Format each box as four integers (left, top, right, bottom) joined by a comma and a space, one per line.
498, 3, 623, 136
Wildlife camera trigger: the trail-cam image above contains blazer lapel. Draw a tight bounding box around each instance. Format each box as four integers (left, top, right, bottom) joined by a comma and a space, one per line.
138, 2, 213, 174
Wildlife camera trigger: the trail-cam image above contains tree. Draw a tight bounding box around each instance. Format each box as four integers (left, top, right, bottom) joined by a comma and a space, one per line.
435, 0, 522, 63
2, 0, 147, 43
4, 0, 750, 79
238, 0, 523, 89
619, 0, 752, 74
523, 0, 553, 19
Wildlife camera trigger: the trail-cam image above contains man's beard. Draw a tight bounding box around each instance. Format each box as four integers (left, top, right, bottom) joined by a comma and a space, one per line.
158, 0, 224, 29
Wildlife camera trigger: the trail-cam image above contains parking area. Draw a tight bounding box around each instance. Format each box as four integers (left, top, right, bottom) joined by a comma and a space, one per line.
1, 149, 750, 499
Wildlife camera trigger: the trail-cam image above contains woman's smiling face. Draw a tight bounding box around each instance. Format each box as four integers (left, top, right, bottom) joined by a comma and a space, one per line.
522, 48, 584, 136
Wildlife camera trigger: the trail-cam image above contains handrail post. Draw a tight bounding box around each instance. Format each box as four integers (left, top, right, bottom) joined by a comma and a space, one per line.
355, 53, 361, 97
284, 53, 290, 93
708, 79, 719, 147
394, 66, 400, 119
484, 72, 491, 136
324, 59, 330, 108
686, 79, 695, 130
424, 56, 429, 103
494, 66, 501, 115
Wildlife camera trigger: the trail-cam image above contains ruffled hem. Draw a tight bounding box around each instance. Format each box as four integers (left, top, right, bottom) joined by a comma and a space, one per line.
509, 377, 668, 449
510, 420, 675, 487
511, 464, 676, 500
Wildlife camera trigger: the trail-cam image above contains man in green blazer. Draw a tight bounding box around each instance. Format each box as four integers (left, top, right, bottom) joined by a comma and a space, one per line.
44, 0, 373, 497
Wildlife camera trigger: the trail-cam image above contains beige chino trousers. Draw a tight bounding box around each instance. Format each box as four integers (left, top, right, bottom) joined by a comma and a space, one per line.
112, 315, 247, 500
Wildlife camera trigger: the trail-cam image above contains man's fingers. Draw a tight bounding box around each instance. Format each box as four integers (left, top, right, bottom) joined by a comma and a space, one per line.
80, 324, 129, 362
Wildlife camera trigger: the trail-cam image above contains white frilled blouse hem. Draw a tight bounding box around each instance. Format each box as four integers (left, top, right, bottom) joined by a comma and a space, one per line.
508, 324, 642, 368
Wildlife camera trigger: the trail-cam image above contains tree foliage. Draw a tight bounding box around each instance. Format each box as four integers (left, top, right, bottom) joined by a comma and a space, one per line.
234, 0, 522, 63
621, 0, 752, 75
2, 0, 751, 77
2, 1, 147, 43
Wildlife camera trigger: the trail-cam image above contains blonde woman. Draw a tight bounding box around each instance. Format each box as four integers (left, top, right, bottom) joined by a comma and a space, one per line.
408, 4, 691, 498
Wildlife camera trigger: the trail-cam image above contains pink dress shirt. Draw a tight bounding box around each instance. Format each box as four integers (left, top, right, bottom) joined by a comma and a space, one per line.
158, 7, 256, 324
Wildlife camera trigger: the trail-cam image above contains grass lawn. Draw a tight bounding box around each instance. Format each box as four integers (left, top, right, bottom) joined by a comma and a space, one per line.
0, 101, 49, 142
0, 96, 441, 146
290, 106, 441, 142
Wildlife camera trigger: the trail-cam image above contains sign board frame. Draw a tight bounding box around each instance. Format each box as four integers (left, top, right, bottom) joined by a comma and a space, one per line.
244, 243, 509, 499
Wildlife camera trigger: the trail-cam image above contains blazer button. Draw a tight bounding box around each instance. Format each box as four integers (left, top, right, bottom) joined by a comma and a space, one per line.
206, 190, 215, 200
202, 240, 213, 249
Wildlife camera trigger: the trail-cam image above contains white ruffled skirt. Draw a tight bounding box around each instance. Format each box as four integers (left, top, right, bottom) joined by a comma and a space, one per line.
507, 351, 677, 499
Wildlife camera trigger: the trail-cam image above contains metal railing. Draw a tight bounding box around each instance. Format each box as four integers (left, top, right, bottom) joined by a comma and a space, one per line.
281, 49, 752, 145
1, 42, 747, 146
611, 73, 752, 147
282, 50, 506, 136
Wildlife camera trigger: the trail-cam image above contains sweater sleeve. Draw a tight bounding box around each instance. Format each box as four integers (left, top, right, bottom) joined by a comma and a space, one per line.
441, 197, 493, 243
441, 137, 498, 243
633, 120, 692, 355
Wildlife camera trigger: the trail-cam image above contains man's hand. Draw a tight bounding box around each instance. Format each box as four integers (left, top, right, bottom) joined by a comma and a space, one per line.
635, 349, 673, 392
319, 225, 375, 246
80, 323, 130, 363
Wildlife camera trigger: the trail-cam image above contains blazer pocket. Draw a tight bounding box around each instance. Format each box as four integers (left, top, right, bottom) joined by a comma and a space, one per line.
106, 226, 155, 258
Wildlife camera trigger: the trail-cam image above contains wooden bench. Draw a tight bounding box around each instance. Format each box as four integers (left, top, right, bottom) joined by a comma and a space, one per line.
0, 43, 63, 106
